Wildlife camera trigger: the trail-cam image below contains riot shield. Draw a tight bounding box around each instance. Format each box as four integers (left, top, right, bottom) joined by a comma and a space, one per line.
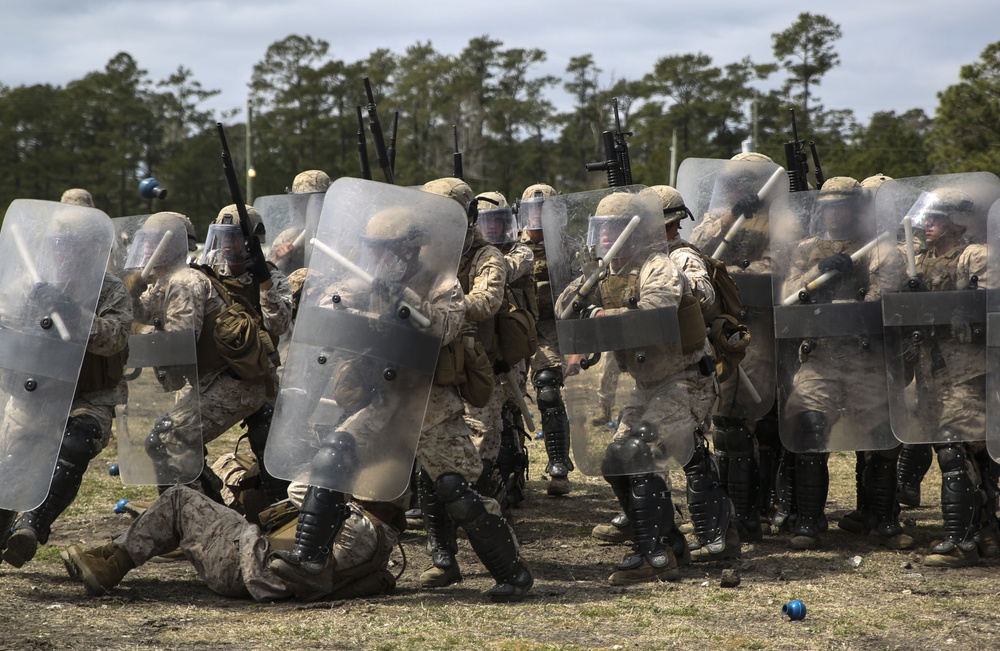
878, 172, 1000, 446
265, 178, 466, 500
114, 214, 203, 486
988, 197, 1000, 461
771, 188, 898, 453
678, 157, 788, 421
542, 186, 699, 475
0, 200, 113, 510
254, 192, 325, 275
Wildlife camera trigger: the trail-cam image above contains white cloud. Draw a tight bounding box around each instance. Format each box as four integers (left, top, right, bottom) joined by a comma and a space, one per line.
2, 1, 996, 123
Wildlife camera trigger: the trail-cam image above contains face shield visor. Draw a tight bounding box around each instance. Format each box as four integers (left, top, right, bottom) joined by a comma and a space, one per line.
123, 227, 186, 273
478, 206, 517, 245
358, 233, 421, 284
519, 196, 544, 231
200, 223, 247, 270
586, 215, 641, 264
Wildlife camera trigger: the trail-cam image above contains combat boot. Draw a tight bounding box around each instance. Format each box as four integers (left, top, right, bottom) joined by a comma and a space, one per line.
976, 524, 1000, 558
0, 509, 15, 563
546, 475, 571, 496
2, 528, 39, 568
268, 486, 350, 598
419, 556, 463, 587
924, 540, 980, 568
591, 512, 633, 543
62, 543, 135, 596
608, 549, 679, 585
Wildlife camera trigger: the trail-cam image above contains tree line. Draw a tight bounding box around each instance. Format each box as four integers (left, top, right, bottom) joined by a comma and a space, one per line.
1, 13, 998, 236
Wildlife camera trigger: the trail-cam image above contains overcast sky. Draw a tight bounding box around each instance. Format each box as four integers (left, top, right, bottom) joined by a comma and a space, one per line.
3, 1, 997, 125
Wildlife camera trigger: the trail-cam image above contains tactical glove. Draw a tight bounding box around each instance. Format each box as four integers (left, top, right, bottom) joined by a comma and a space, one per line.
731, 195, 763, 219
817, 252, 854, 276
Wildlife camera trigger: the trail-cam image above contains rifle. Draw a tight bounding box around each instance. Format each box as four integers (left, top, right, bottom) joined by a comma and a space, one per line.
783, 108, 825, 192
363, 77, 394, 184
453, 125, 464, 180
388, 111, 399, 175
216, 122, 266, 281
585, 97, 633, 187
356, 106, 372, 180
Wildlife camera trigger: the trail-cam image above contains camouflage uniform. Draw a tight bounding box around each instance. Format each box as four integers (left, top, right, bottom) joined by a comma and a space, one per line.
136, 263, 291, 490
84, 485, 398, 601
780, 198, 905, 549
911, 238, 994, 564
562, 237, 725, 578
458, 229, 509, 472
2, 273, 132, 567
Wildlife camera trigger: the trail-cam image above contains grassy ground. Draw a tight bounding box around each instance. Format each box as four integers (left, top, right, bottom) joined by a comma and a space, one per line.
1, 428, 998, 651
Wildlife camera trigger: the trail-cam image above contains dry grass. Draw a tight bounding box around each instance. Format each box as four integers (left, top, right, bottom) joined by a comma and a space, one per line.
1, 427, 999, 651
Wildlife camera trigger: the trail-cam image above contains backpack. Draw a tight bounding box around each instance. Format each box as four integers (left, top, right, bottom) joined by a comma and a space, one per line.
672, 242, 751, 383
199, 268, 277, 394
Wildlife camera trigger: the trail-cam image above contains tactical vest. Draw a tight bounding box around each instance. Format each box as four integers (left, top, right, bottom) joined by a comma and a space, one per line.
191, 264, 277, 382
526, 240, 553, 320
76, 347, 129, 394
668, 240, 723, 323
916, 241, 966, 292
458, 244, 502, 362
805, 238, 870, 300
597, 263, 706, 356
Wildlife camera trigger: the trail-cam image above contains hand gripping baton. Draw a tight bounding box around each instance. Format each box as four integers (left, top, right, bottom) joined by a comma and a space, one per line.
310, 238, 431, 328
559, 215, 642, 320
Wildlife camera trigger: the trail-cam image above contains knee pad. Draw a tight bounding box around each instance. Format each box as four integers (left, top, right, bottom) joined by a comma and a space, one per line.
62, 416, 103, 468
307, 430, 358, 483
717, 422, 753, 455
145, 415, 176, 457
797, 411, 828, 437
435, 473, 486, 526
243, 402, 274, 455
632, 421, 657, 444
533, 368, 563, 411
936, 444, 968, 475
602, 437, 654, 475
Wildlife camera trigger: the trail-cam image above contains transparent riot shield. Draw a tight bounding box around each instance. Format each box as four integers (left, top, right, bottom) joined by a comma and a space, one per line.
771, 188, 898, 453
254, 192, 325, 275
988, 198, 1000, 461
0, 200, 113, 510
265, 178, 466, 501
678, 157, 788, 421
878, 172, 1000, 446
542, 186, 700, 475
114, 214, 203, 486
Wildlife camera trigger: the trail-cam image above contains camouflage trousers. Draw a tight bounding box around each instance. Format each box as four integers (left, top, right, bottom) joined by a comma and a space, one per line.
115, 485, 384, 602
466, 373, 515, 463
529, 319, 562, 376
159, 370, 268, 463
612, 368, 717, 472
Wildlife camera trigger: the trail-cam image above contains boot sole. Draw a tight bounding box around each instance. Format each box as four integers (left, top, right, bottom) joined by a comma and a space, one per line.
61, 546, 82, 581
1, 530, 38, 568
65, 546, 111, 596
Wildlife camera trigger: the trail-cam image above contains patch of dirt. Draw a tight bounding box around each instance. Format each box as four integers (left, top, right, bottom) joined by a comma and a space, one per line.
2, 440, 998, 651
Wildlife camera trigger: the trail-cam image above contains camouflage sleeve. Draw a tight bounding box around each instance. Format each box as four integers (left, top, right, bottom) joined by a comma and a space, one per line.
782, 240, 818, 301
688, 212, 725, 251
504, 243, 534, 283
603, 253, 683, 317
464, 246, 506, 322
670, 246, 715, 309
553, 274, 593, 317
865, 240, 906, 300
420, 278, 466, 346
87, 273, 132, 356
260, 266, 293, 336
957, 244, 988, 289
163, 269, 214, 337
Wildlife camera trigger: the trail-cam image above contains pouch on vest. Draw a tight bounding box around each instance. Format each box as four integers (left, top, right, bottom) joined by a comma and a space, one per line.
496, 288, 537, 366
